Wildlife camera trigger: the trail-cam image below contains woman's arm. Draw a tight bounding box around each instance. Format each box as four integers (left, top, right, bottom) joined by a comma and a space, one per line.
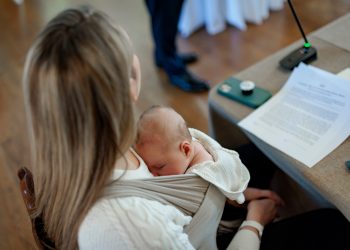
227, 199, 279, 250
227, 227, 261, 250
243, 187, 284, 205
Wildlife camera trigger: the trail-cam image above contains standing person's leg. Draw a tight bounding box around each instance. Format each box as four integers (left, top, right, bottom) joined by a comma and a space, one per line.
261, 208, 350, 250
144, 0, 184, 74
144, 0, 209, 92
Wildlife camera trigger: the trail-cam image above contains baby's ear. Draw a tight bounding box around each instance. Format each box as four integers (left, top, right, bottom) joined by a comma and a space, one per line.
180, 140, 192, 157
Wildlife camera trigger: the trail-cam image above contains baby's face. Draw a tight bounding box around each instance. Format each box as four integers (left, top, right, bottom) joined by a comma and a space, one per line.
136, 143, 189, 176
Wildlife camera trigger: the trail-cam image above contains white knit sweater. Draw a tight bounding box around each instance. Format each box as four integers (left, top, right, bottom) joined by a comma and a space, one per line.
78, 146, 261, 249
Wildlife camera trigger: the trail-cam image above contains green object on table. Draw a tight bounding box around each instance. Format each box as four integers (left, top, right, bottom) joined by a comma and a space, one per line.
217, 77, 272, 108
304, 42, 311, 48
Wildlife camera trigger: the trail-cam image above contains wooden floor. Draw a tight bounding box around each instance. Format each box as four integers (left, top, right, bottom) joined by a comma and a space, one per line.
0, 0, 349, 249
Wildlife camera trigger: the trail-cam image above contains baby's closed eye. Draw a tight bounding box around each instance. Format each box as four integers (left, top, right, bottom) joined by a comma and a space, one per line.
153, 164, 166, 169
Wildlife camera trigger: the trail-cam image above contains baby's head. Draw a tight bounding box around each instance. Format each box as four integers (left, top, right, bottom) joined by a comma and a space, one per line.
135, 106, 193, 176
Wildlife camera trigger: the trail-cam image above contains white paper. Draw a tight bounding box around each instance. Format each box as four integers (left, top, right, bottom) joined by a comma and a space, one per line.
238, 63, 350, 167
338, 68, 350, 80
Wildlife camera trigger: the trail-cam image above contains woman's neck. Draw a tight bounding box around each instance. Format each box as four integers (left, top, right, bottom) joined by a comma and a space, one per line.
114, 148, 140, 170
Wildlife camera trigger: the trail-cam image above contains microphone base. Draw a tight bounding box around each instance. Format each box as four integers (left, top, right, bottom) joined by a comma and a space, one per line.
279, 45, 317, 70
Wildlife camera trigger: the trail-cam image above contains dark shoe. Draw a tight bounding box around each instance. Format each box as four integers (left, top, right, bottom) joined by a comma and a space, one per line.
178, 52, 198, 65
156, 52, 199, 68
168, 71, 210, 92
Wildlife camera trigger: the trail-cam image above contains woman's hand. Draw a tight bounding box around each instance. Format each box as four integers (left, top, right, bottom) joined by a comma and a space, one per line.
244, 187, 285, 206
246, 198, 279, 226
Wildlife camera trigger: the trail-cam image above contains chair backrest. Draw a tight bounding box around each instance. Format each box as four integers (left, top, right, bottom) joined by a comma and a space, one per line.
17, 167, 55, 250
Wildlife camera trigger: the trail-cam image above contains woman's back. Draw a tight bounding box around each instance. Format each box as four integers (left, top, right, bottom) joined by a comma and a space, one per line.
78, 195, 194, 249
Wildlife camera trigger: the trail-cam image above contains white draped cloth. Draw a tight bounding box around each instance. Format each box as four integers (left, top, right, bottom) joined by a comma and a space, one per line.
178, 0, 285, 37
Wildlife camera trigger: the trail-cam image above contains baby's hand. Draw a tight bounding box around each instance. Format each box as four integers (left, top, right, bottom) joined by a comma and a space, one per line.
226, 199, 247, 208
244, 188, 285, 206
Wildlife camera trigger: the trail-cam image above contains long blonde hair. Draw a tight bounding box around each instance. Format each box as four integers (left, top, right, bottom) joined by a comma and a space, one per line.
23, 6, 135, 249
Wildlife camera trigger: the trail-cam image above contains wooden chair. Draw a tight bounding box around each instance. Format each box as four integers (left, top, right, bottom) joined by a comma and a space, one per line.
17, 167, 55, 250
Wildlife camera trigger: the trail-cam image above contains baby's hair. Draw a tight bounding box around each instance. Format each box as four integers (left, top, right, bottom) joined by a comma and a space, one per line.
23, 6, 135, 249
136, 105, 191, 147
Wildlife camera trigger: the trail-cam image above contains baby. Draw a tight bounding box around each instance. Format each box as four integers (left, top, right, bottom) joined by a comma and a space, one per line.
135, 106, 284, 206
135, 105, 282, 205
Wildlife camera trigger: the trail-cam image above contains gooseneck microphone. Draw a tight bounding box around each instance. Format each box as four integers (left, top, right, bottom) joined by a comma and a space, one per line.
279, 0, 317, 70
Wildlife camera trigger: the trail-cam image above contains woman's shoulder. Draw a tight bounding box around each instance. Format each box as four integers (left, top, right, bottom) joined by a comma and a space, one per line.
78, 196, 194, 249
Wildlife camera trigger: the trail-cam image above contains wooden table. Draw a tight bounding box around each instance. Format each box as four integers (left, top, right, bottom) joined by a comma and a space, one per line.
208, 13, 350, 220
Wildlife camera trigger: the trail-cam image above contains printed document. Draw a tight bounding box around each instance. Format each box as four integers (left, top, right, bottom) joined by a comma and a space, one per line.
238, 63, 350, 167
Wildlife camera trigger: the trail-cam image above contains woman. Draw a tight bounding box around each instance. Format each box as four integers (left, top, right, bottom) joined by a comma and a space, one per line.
23, 6, 350, 250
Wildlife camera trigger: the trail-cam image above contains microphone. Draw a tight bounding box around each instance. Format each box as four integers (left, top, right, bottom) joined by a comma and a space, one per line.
279, 0, 317, 70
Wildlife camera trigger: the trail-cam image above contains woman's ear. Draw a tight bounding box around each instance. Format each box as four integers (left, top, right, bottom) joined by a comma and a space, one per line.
130, 54, 141, 102
180, 140, 192, 157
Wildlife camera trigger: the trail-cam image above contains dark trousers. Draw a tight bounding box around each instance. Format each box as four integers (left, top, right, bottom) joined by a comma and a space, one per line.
144, 0, 186, 74
221, 143, 277, 221
218, 208, 350, 250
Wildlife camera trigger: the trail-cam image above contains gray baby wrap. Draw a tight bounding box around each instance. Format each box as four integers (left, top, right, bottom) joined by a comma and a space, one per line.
104, 174, 226, 249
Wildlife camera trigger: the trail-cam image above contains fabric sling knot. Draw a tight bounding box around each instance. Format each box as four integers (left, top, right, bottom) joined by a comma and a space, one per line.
103, 174, 226, 249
